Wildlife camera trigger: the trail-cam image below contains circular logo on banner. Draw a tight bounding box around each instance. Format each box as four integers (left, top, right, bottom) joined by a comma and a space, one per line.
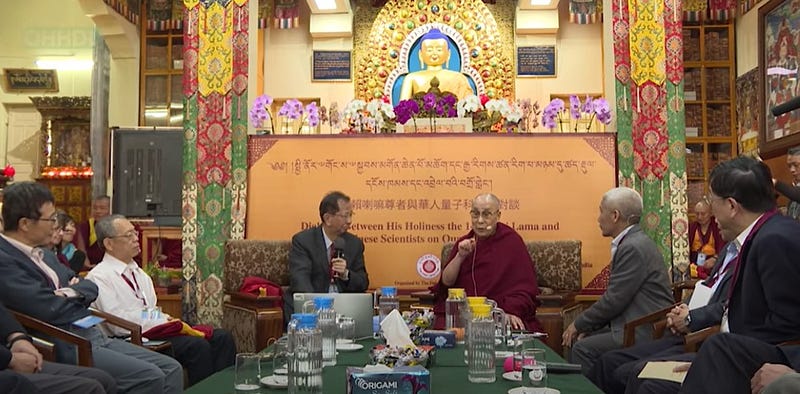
416, 254, 441, 279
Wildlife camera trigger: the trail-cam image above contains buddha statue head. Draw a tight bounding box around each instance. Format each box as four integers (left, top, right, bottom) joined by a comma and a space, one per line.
418, 28, 451, 70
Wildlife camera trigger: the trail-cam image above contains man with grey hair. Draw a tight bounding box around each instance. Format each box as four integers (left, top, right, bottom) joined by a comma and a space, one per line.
774, 145, 800, 220
562, 187, 673, 375
87, 214, 235, 387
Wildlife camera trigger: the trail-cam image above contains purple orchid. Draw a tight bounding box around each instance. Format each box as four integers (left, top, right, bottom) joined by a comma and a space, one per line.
422, 93, 437, 112
569, 95, 581, 120
248, 94, 276, 131
306, 102, 320, 127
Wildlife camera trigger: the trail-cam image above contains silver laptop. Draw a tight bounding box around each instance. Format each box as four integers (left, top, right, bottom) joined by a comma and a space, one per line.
293, 293, 374, 339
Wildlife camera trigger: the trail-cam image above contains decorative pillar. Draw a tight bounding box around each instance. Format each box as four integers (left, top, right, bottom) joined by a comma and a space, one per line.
613, 0, 689, 278
90, 31, 111, 196
182, 0, 249, 325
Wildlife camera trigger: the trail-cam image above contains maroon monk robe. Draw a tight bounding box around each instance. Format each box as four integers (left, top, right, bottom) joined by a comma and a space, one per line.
76, 220, 105, 268
430, 222, 542, 332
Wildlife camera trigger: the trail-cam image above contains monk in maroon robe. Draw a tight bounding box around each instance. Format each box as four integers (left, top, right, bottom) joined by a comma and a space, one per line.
75, 195, 111, 269
431, 193, 542, 332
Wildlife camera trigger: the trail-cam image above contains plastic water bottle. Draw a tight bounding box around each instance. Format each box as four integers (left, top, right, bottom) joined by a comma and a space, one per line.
312, 297, 337, 367
468, 304, 496, 383
446, 288, 467, 342
288, 314, 323, 394
378, 286, 400, 323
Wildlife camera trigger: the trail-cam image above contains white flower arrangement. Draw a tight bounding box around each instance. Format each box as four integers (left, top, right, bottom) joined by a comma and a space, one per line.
366, 99, 396, 130
456, 95, 483, 118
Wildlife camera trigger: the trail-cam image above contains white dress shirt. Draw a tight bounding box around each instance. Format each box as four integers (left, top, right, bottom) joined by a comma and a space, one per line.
86, 253, 168, 336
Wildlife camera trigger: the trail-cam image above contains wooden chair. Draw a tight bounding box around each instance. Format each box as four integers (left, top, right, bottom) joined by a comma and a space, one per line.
10, 310, 94, 367
622, 303, 681, 348
30, 336, 57, 362
672, 279, 699, 303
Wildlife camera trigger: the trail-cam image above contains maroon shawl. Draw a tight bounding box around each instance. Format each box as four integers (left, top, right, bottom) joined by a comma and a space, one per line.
76, 221, 105, 267
431, 222, 542, 331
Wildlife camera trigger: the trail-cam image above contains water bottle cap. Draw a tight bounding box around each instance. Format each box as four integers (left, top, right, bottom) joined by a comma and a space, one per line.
381, 286, 397, 297
295, 313, 317, 329
471, 303, 492, 317
313, 296, 334, 309
448, 288, 466, 299
467, 296, 487, 305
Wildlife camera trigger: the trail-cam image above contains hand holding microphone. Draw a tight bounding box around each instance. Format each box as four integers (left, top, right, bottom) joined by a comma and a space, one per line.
331, 238, 347, 279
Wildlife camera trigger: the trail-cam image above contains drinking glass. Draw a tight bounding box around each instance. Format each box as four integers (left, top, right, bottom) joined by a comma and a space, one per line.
521, 348, 547, 392
234, 353, 261, 392
338, 316, 356, 344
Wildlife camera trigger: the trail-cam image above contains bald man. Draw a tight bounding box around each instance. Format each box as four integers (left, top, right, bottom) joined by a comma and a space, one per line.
689, 200, 724, 273
431, 193, 542, 331
562, 187, 673, 375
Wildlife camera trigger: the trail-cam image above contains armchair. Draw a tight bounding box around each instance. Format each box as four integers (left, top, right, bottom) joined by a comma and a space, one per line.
222, 239, 291, 353
622, 303, 680, 347
10, 310, 93, 367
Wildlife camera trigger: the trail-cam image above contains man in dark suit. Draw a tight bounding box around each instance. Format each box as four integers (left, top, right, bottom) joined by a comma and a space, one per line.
588, 241, 737, 393
0, 301, 116, 394
625, 156, 800, 393
285, 191, 369, 317
0, 182, 183, 394
562, 187, 674, 375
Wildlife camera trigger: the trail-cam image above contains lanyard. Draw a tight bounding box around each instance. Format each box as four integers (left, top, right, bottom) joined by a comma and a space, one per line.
121, 270, 146, 306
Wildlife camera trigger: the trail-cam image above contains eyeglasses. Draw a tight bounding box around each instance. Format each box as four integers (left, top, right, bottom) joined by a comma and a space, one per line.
31, 216, 58, 224
469, 210, 498, 220
333, 212, 355, 219
111, 230, 139, 240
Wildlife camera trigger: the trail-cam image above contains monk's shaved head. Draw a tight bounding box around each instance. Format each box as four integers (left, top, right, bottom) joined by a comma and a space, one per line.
473, 193, 500, 210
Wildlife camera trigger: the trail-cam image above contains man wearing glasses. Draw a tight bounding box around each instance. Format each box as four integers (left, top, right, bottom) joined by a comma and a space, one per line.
431, 193, 541, 332
0, 182, 182, 394
286, 191, 370, 316
86, 214, 236, 387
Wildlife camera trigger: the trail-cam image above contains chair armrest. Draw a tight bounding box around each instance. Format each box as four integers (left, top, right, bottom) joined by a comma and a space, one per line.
683, 325, 720, 352
622, 302, 681, 347
31, 336, 56, 362
672, 279, 698, 303
227, 292, 283, 309
10, 310, 93, 367
536, 292, 576, 308
89, 308, 143, 346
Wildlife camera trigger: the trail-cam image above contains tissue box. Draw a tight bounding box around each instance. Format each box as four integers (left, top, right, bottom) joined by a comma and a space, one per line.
347, 366, 430, 394
419, 330, 456, 348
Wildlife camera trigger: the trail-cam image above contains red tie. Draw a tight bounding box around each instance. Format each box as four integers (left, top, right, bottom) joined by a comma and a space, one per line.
329, 244, 337, 283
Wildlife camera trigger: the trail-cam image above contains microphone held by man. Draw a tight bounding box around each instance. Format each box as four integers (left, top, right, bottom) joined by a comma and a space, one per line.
332, 237, 347, 279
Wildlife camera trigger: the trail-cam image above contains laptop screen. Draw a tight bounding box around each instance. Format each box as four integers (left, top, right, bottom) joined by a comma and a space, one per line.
292, 293, 375, 339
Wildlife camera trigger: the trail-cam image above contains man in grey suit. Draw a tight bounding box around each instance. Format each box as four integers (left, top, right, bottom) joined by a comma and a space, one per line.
562, 187, 673, 375
0, 182, 182, 394
588, 241, 737, 392
285, 191, 369, 317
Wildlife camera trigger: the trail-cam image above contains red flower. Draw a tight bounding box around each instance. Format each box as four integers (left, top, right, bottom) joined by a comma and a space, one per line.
479, 95, 490, 106
381, 96, 390, 104
2, 164, 14, 178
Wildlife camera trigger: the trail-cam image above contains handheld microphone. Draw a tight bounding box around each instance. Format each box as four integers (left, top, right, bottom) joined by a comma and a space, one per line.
771, 96, 800, 117
333, 238, 346, 259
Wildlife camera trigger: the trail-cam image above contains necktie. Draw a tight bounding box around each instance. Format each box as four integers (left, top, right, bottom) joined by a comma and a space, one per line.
705, 243, 738, 288
329, 244, 337, 284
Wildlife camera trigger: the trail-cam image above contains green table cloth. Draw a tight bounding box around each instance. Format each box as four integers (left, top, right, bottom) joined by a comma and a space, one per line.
186, 339, 602, 394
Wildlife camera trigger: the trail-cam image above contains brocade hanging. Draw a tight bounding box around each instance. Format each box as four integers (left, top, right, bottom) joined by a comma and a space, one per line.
274, 0, 299, 29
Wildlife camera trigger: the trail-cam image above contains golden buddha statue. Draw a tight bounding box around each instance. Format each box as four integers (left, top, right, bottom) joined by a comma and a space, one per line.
399, 29, 475, 101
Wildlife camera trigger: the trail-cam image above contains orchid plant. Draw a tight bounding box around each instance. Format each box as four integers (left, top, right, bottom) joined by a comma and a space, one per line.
542, 95, 612, 132
342, 98, 397, 133
249, 94, 321, 134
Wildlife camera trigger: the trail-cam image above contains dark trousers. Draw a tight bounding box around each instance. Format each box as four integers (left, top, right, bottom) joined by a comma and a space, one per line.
624, 352, 695, 394
588, 335, 684, 393
678, 333, 790, 394
0, 370, 38, 394
167, 328, 236, 386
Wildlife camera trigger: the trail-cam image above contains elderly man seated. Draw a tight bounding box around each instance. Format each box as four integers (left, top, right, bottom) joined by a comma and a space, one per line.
431, 193, 541, 332
86, 214, 236, 387
562, 187, 673, 375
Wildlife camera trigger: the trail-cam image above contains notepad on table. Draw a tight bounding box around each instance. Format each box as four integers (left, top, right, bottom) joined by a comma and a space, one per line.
637, 361, 689, 384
